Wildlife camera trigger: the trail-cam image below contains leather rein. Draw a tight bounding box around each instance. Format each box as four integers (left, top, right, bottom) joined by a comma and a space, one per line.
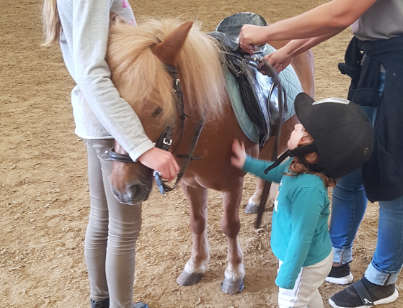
105, 64, 205, 195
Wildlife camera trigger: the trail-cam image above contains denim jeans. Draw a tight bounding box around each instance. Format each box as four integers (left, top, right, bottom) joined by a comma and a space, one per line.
330, 71, 403, 285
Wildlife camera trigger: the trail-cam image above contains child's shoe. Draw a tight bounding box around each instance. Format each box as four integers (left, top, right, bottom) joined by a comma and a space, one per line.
90, 298, 109, 308
90, 298, 148, 308
133, 302, 149, 308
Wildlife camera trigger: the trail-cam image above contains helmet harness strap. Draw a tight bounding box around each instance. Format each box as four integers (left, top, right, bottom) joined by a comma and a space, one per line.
264, 143, 323, 174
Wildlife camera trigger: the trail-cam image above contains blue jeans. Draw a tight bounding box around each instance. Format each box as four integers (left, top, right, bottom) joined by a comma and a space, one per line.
330, 178, 403, 285
330, 71, 403, 285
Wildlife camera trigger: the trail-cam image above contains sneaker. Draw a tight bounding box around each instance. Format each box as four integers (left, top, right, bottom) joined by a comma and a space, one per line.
326, 263, 354, 285
90, 298, 109, 308
328, 277, 399, 308
90, 298, 149, 308
133, 302, 149, 308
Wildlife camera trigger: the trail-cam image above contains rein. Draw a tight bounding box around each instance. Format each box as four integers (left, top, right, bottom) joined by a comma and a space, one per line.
105, 64, 205, 195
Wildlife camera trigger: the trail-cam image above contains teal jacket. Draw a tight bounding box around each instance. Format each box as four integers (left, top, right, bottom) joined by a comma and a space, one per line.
243, 156, 332, 289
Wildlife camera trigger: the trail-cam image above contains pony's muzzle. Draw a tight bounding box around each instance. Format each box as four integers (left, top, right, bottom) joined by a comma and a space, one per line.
111, 183, 151, 205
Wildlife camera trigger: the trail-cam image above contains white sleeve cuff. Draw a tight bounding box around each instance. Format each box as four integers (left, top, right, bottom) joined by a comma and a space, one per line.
128, 140, 155, 162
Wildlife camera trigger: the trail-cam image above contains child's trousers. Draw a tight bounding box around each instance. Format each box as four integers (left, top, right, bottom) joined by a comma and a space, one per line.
278, 252, 333, 308
84, 139, 143, 308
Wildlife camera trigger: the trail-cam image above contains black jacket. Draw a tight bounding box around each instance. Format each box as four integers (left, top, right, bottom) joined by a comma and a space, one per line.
339, 35, 403, 201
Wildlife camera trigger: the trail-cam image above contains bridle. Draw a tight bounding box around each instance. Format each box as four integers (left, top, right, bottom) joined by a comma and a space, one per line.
105, 64, 205, 195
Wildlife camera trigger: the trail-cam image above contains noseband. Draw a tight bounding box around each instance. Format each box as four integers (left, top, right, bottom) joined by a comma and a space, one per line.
105, 64, 205, 195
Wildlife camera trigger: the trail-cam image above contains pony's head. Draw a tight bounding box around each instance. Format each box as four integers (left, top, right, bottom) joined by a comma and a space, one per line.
106, 18, 227, 204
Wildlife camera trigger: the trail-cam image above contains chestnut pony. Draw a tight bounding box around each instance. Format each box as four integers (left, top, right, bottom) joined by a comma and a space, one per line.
106, 18, 314, 294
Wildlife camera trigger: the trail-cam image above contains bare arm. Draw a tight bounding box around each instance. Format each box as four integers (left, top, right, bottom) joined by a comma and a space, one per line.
281, 32, 340, 59
263, 30, 343, 94
239, 0, 376, 51
268, 39, 316, 97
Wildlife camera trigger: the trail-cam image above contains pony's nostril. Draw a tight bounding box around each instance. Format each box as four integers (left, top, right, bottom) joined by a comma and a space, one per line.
111, 183, 151, 204
127, 183, 151, 201
128, 184, 140, 196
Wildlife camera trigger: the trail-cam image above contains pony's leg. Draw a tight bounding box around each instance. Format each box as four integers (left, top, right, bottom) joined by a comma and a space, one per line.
221, 181, 245, 294
245, 177, 264, 214
177, 184, 210, 286
245, 178, 278, 214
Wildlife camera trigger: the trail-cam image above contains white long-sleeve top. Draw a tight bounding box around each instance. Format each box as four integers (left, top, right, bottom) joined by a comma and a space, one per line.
57, 0, 154, 161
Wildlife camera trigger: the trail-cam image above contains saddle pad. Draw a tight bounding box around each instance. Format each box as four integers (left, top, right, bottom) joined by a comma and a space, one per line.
225, 44, 303, 144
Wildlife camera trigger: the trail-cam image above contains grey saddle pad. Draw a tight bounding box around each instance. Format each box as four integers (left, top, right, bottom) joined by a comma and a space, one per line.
214, 12, 302, 144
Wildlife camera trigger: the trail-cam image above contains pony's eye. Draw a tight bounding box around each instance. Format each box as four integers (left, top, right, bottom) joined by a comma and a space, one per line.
151, 107, 163, 118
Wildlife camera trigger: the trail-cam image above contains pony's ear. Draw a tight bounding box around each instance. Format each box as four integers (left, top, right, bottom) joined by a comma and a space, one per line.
152, 21, 193, 66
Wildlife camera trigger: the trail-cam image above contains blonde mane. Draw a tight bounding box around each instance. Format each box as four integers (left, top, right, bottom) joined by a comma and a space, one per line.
107, 18, 227, 123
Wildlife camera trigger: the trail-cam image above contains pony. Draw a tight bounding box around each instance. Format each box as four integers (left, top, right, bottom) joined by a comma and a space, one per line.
105, 17, 314, 294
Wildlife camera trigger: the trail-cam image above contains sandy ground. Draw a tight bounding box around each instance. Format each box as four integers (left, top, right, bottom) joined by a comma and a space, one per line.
1, 0, 402, 307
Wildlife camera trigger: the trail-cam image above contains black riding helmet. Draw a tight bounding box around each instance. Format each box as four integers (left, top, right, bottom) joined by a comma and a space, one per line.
265, 92, 374, 179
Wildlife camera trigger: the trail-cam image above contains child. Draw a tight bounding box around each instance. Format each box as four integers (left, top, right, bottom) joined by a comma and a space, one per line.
231, 92, 373, 307
42, 0, 179, 307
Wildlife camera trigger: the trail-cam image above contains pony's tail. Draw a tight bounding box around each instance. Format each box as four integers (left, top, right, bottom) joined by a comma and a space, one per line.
42, 0, 61, 46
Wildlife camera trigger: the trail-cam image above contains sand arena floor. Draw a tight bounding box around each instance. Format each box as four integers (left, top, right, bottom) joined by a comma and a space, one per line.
1, 0, 402, 307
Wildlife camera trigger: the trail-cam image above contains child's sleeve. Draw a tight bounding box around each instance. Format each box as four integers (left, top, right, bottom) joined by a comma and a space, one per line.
242, 156, 291, 183
275, 186, 324, 289
72, 0, 154, 161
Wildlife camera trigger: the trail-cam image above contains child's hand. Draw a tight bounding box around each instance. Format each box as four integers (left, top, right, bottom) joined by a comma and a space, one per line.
231, 139, 247, 169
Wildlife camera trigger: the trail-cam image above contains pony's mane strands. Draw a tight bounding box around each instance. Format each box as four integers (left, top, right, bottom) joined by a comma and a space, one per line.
107, 19, 226, 122
107, 20, 175, 121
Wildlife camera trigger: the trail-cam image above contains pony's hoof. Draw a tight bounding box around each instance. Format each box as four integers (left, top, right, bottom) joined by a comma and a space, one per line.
176, 271, 203, 286
221, 278, 244, 294
244, 201, 258, 214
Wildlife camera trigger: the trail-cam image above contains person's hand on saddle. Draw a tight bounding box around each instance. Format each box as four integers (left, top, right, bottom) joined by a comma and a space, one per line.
264, 47, 292, 73
138, 147, 180, 181
231, 139, 247, 169
239, 24, 269, 54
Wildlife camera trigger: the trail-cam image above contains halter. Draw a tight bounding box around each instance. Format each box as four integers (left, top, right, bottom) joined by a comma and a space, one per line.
105, 64, 205, 195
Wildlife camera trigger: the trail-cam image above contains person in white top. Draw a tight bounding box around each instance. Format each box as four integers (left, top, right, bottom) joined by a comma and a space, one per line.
42, 1, 180, 307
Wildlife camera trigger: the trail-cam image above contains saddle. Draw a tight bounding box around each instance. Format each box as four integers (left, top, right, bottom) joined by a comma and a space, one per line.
210, 12, 284, 148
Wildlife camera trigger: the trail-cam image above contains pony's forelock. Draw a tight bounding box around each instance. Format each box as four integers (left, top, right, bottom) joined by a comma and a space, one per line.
107, 18, 226, 123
